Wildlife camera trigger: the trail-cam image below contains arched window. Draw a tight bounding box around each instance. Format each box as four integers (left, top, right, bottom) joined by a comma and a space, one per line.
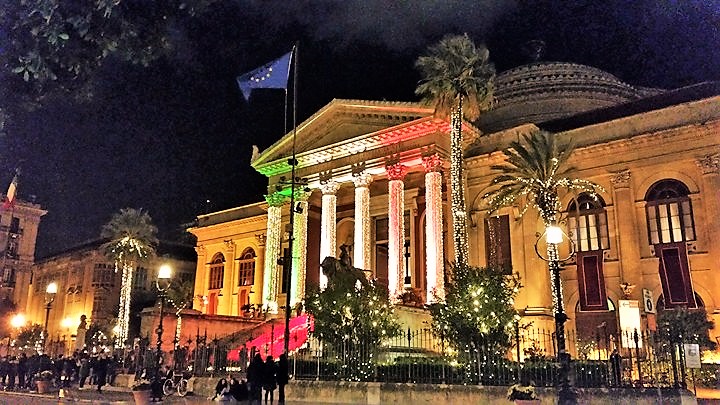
208, 253, 225, 290
237, 248, 256, 286
568, 193, 609, 252
645, 180, 695, 244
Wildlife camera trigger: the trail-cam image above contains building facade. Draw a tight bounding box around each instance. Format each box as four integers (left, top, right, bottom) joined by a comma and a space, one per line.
189, 61, 720, 342
26, 240, 197, 344
0, 198, 46, 311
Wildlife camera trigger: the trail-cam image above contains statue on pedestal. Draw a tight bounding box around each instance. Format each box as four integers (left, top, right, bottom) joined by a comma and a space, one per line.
75, 315, 87, 351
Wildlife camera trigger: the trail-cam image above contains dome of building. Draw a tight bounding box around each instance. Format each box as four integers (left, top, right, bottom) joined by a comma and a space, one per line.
478, 62, 660, 133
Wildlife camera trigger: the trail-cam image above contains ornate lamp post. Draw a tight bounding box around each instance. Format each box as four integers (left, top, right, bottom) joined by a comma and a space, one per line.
155, 264, 172, 380
535, 222, 576, 404
43, 282, 58, 351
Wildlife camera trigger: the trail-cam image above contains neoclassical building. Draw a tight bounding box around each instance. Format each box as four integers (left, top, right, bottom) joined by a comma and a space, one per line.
0, 198, 46, 310
189, 61, 720, 342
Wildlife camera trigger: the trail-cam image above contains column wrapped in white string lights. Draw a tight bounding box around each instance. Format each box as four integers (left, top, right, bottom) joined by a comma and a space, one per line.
353, 173, 373, 270
386, 162, 408, 300
319, 181, 340, 290
291, 190, 310, 307
262, 192, 285, 312
422, 153, 445, 303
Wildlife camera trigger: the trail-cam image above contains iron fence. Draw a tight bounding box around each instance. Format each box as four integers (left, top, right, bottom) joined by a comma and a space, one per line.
126, 327, 711, 390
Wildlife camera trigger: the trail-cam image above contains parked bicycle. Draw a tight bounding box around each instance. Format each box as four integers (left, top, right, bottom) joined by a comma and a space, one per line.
162, 371, 189, 397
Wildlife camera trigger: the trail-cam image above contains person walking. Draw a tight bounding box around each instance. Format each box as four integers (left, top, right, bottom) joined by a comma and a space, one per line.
277, 354, 289, 405
262, 355, 277, 405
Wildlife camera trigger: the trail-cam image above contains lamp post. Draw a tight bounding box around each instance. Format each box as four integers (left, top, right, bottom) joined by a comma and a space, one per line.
155, 264, 172, 380
43, 282, 58, 351
535, 221, 576, 404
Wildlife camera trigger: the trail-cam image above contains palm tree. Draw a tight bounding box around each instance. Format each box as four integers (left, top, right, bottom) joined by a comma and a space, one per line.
101, 208, 158, 347
484, 130, 602, 402
416, 34, 495, 268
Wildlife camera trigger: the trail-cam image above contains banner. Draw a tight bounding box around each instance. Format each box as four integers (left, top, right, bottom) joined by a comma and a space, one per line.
618, 299, 642, 348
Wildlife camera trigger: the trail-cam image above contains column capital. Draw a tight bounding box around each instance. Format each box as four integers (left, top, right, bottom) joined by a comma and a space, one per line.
610, 169, 631, 189
293, 189, 311, 202
353, 172, 373, 188
320, 181, 340, 195
422, 154, 443, 173
265, 192, 286, 207
386, 162, 408, 181
697, 153, 720, 175
255, 233, 267, 247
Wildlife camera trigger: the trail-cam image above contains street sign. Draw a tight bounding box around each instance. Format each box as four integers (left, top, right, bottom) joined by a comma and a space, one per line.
684, 343, 701, 369
643, 288, 655, 314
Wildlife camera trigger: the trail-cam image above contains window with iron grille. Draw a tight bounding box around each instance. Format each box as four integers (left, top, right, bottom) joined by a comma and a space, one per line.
237, 248, 256, 286
568, 193, 610, 252
92, 263, 115, 287
209, 253, 225, 290
645, 180, 695, 245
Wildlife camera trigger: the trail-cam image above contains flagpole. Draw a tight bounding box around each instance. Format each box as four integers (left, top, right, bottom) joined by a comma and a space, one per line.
284, 41, 299, 356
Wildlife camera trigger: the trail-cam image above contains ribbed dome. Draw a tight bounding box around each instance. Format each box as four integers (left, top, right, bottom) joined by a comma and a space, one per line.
478, 62, 655, 133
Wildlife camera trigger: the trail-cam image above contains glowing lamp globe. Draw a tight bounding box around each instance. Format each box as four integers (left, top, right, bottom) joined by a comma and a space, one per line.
158, 264, 172, 280
46, 282, 58, 295
10, 313, 26, 329
546, 225, 564, 245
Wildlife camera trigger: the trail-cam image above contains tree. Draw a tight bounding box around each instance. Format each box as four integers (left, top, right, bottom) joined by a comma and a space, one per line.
15, 323, 44, 351
305, 257, 401, 381
415, 34, 495, 268
429, 264, 521, 355
483, 130, 602, 400
657, 308, 715, 350
165, 278, 194, 346
0, 0, 218, 134
101, 207, 158, 346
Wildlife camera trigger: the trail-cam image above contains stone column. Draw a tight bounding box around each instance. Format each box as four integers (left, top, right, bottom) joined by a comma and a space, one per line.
262, 193, 285, 311
423, 154, 445, 303
697, 153, 720, 257
319, 181, 340, 290
353, 173, 373, 270
387, 162, 408, 300
610, 169, 642, 300
292, 190, 310, 307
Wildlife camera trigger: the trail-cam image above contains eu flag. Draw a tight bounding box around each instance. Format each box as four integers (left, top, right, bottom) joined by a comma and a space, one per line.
236, 51, 293, 101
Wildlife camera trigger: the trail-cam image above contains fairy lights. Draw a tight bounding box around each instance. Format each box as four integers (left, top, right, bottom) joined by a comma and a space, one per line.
116, 262, 133, 347
319, 182, 339, 290
353, 173, 373, 270
292, 191, 309, 306
449, 109, 469, 267
386, 162, 407, 300
263, 193, 285, 310
423, 154, 444, 303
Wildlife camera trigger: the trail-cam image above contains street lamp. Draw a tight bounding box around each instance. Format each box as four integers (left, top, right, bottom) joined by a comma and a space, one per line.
155, 264, 172, 380
535, 221, 576, 404
43, 282, 58, 351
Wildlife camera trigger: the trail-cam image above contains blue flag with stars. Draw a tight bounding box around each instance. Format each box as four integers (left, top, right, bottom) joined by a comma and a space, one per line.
236, 51, 293, 101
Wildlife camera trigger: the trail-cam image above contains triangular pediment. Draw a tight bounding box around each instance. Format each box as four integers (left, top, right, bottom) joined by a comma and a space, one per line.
251, 99, 433, 171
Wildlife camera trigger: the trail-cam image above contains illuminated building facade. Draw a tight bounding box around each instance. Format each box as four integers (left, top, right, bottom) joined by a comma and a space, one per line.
25, 240, 196, 344
0, 198, 46, 310
190, 61, 720, 341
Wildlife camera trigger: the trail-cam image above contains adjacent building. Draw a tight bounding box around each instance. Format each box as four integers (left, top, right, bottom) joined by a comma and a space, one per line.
189, 60, 720, 345
0, 198, 46, 311
26, 240, 197, 344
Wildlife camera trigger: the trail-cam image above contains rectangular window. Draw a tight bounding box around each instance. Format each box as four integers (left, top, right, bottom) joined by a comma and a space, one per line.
484, 215, 512, 275
9, 217, 20, 234
646, 200, 696, 245
209, 267, 223, 290
133, 267, 147, 290
237, 259, 255, 286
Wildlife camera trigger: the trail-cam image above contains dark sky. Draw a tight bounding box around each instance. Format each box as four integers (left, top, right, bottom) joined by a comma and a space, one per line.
2, 0, 718, 258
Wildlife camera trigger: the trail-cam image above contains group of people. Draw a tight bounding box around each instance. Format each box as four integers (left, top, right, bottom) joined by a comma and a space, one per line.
0, 350, 117, 393
213, 353, 289, 405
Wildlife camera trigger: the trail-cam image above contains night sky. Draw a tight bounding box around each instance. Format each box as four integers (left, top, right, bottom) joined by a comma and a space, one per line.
2, 0, 718, 258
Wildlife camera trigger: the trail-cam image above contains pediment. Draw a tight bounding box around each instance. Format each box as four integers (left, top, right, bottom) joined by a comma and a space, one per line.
251, 99, 433, 171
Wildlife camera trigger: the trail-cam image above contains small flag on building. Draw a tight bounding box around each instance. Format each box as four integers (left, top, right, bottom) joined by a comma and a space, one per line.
236, 51, 293, 101
2, 171, 18, 210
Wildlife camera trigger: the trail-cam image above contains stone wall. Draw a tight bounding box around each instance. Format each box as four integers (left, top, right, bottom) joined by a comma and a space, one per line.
116, 375, 694, 405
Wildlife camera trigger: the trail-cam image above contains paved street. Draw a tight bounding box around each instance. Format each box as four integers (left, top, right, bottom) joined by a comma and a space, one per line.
0, 389, 321, 405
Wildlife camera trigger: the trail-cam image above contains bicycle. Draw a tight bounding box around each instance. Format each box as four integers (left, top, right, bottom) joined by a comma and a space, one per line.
162, 371, 189, 397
